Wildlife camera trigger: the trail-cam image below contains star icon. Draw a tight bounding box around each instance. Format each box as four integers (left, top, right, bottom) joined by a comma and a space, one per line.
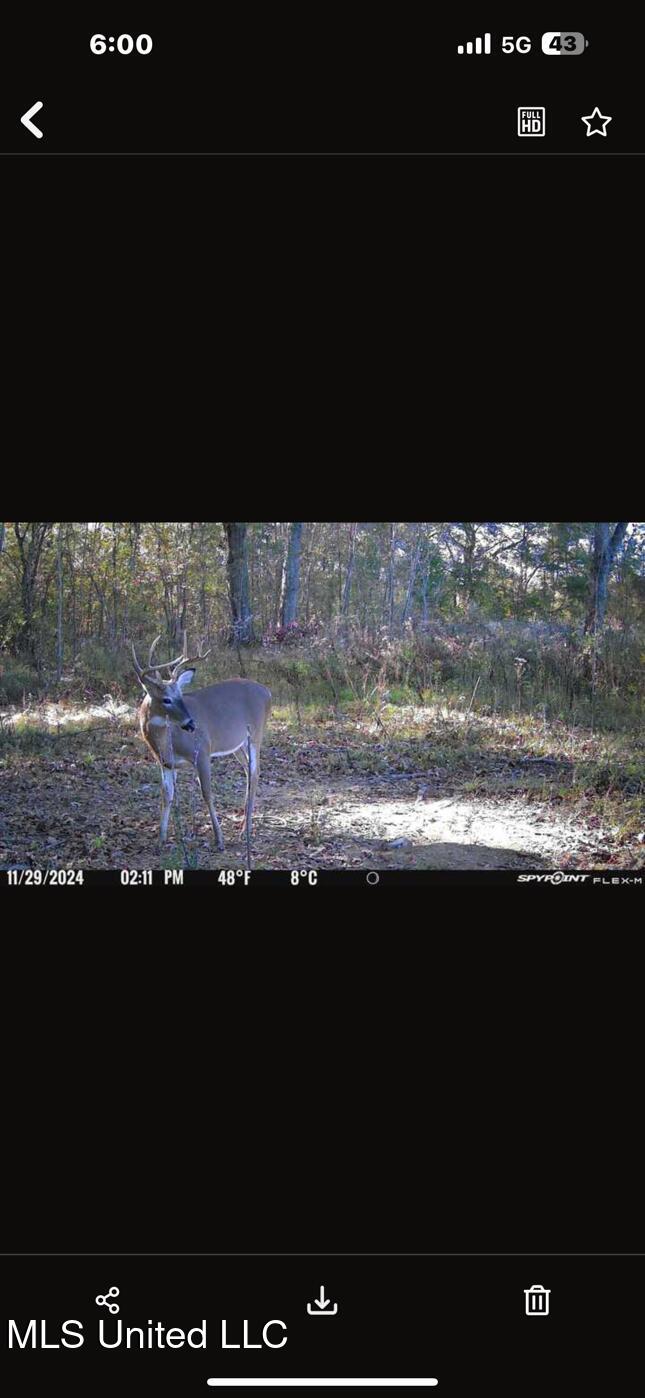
581, 106, 612, 137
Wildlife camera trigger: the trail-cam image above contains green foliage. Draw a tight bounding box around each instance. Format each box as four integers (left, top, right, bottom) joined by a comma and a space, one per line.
0, 720, 54, 757
256, 620, 644, 735
0, 658, 43, 704
0, 523, 642, 727
73, 642, 132, 696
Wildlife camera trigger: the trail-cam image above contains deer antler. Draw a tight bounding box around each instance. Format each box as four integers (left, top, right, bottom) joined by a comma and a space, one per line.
147, 634, 189, 674
133, 635, 211, 684
170, 639, 212, 681
132, 635, 187, 682
148, 634, 163, 669
131, 640, 145, 680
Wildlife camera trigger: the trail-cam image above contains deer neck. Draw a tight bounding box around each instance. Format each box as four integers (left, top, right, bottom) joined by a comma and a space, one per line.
140, 696, 174, 767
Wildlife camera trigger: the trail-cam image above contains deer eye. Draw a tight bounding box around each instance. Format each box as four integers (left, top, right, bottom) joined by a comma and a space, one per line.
162, 698, 173, 706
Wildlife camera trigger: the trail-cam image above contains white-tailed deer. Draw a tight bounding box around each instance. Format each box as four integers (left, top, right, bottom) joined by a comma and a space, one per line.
132, 635, 271, 851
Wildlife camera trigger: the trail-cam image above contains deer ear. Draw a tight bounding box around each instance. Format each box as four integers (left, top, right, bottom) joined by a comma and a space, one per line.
176, 668, 196, 691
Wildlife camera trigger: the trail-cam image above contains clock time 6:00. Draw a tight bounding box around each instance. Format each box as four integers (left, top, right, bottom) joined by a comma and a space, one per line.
90, 34, 153, 55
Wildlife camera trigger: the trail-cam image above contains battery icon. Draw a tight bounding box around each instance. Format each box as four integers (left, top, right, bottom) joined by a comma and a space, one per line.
542, 32, 587, 54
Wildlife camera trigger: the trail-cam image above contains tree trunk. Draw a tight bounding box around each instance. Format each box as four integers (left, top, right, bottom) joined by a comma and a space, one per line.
402, 526, 422, 623
56, 524, 64, 681
421, 551, 429, 625
341, 523, 357, 618
584, 523, 629, 633
303, 523, 318, 623
65, 531, 77, 658
110, 523, 119, 646
223, 522, 254, 643
13, 523, 51, 659
462, 523, 478, 601
280, 522, 304, 627
172, 585, 187, 651
122, 522, 140, 643
387, 523, 396, 631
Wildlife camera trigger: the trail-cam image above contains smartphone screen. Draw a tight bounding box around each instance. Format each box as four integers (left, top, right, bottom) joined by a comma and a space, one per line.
2, 15, 641, 152
2, 1, 640, 1381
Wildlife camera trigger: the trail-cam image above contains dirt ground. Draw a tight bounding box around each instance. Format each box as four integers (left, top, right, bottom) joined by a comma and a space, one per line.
1, 704, 642, 872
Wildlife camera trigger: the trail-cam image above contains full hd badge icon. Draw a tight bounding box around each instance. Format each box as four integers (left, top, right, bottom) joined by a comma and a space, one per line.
518, 106, 546, 136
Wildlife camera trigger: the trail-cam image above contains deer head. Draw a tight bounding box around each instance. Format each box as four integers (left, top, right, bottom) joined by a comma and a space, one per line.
131, 634, 211, 733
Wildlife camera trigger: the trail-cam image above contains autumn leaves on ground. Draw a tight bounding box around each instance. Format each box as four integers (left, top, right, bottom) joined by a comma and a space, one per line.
1, 694, 643, 872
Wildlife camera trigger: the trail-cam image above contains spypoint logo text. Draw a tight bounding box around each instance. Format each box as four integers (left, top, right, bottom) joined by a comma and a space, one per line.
517, 872, 590, 884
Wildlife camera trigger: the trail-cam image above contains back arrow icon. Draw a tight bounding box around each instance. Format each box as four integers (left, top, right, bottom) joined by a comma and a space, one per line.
21, 102, 44, 138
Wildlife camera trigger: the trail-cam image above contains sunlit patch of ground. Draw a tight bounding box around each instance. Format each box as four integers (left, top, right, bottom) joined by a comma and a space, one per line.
0, 698, 134, 728
313, 790, 591, 869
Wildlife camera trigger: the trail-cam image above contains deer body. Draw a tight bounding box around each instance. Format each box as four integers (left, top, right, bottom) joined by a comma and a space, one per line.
132, 637, 271, 852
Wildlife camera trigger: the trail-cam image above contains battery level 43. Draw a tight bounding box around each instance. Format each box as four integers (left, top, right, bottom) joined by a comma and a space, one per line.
542, 32, 588, 54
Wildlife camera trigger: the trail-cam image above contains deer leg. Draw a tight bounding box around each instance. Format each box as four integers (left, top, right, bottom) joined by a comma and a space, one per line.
196, 750, 225, 851
242, 741, 260, 841
159, 766, 176, 844
233, 747, 250, 830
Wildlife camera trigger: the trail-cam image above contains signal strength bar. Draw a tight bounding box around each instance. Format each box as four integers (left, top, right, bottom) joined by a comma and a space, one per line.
457, 34, 492, 55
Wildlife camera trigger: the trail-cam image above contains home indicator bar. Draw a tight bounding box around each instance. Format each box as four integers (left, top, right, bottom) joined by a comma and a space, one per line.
206, 1384, 439, 1389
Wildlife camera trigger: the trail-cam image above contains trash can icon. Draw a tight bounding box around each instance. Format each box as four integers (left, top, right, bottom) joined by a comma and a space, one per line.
525, 1284, 550, 1316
